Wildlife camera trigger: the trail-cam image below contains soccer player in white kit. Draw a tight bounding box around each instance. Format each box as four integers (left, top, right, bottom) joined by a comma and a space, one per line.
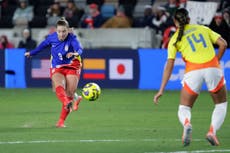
154, 8, 228, 146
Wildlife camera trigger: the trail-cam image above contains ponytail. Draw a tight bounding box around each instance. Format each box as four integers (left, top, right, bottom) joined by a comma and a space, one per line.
173, 8, 189, 46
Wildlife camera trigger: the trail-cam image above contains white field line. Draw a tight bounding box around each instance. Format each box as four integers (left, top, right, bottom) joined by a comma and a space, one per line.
0, 138, 205, 145
0, 139, 121, 145
146, 150, 230, 153
0, 139, 230, 153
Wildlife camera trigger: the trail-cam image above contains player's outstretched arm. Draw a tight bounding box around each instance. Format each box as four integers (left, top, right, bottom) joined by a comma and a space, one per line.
153, 59, 175, 105
25, 38, 50, 57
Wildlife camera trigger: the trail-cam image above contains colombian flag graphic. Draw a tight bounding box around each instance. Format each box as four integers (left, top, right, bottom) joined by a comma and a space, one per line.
82, 58, 106, 79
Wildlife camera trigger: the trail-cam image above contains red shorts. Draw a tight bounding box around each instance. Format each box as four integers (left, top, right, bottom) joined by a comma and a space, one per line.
50, 67, 81, 79
50, 59, 82, 79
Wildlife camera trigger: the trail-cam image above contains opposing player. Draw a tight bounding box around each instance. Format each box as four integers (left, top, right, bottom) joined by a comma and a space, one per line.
154, 8, 228, 146
25, 17, 83, 128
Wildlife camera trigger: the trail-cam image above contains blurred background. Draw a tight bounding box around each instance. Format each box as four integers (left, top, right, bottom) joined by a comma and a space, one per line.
0, 0, 230, 90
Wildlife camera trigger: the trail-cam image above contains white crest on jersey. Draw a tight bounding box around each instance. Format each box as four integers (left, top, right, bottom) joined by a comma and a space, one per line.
64, 44, 69, 52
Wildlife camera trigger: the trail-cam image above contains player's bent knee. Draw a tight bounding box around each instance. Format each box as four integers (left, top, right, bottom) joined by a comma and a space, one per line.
66, 89, 76, 97
210, 85, 227, 104
209, 77, 225, 93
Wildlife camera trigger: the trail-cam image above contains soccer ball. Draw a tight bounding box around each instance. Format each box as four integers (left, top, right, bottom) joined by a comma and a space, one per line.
82, 82, 101, 101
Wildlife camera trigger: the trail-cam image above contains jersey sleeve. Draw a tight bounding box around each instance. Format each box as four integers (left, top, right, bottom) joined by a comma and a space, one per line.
29, 36, 50, 56
70, 34, 83, 55
207, 27, 221, 44
167, 34, 178, 59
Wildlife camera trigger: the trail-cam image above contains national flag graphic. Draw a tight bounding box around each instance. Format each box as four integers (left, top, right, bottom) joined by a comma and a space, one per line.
32, 59, 50, 78
109, 59, 133, 80
83, 58, 106, 79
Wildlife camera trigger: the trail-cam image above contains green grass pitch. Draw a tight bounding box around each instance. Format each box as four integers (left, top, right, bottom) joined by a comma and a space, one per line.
0, 88, 229, 153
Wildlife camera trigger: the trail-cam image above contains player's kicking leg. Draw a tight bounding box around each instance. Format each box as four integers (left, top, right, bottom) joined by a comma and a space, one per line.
72, 93, 82, 111
52, 73, 72, 128
66, 73, 82, 112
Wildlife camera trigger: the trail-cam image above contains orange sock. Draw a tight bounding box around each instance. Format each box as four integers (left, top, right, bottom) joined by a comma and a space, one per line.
55, 86, 70, 106
58, 105, 70, 124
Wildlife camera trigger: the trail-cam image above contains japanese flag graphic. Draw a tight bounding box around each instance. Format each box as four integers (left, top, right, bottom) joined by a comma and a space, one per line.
109, 59, 133, 80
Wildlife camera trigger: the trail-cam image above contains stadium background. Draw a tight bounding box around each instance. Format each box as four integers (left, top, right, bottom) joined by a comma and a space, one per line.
1, 48, 230, 90
0, 0, 229, 90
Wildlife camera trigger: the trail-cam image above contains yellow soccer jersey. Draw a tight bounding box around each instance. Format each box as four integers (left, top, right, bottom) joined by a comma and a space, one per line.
168, 24, 220, 63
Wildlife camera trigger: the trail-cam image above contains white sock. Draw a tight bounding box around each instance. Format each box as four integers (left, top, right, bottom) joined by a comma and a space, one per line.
210, 102, 228, 135
178, 105, 191, 127
74, 93, 79, 100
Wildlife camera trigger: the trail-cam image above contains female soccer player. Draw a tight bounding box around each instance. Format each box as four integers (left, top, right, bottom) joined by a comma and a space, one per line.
25, 17, 83, 128
154, 8, 228, 146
